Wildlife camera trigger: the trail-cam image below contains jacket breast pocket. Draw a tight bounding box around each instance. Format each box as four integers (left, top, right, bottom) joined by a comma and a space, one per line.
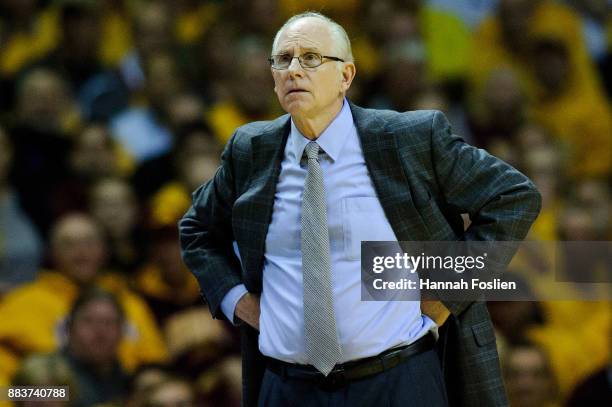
471, 320, 497, 347
342, 197, 397, 261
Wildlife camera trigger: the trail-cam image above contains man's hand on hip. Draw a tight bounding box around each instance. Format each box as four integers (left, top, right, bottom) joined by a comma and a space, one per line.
421, 300, 451, 326
235, 293, 261, 330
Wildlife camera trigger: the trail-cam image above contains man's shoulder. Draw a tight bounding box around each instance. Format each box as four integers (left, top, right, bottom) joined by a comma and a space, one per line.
350, 104, 443, 134
226, 106, 446, 147
230, 114, 290, 145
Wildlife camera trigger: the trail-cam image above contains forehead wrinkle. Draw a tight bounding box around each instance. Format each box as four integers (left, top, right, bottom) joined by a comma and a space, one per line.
276, 44, 322, 55
277, 36, 323, 54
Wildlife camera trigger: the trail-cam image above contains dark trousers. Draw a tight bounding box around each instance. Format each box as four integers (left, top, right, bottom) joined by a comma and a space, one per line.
257, 349, 449, 407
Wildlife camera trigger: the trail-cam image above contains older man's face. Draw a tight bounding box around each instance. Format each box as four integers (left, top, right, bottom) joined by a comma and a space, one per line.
271, 18, 352, 119
51, 215, 106, 285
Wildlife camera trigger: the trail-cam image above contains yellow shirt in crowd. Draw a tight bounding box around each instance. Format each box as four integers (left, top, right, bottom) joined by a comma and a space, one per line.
0, 271, 168, 387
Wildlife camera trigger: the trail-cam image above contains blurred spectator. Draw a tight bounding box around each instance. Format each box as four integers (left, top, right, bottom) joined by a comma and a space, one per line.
555, 204, 609, 285
165, 93, 207, 132
487, 275, 545, 344
133, 187, 200, 325
118, 1, 175, 95
279, 0, 360, 24
502, 342, 560, 407
427, 0, 499, 30
469, 68, 527, 147
574, 2, 612, 95
207, 37, 279, 144
193, 20, 239, 102
163, 307, 232, 381
569, 0, 612, 99
368, 39, 429, 111
0, 126, 43, 294
80, 1, 179, 123
0, 214, 167, 387
226, 0, 280, 40
131, 121, 218, 201
50, 124, 134, 218
486, 138, 521, 169
567, 0, 611, 65
572, 180, 611, 237
110, 53, 182, 163
0, 0, 58, 78
469, 0, 606, 112
142, 378, 196, 407
519, 127, 565, 241
32, 0, 104, 95
529, 34, 612, 179
558, 204, 598, 241
8, 67, 79, 236
12, 289, 129, 407
195, 355, 241, 407
527, 299, 611, 398
71, 124, 129, 179
172, 0, 220, 46
11, 352, 75, 407
177, 151, 221, 196
89, 178, 143, 272
145, 127, 221, 206
127, 364, 171, 407
360, 0, 474, 105
61, 289, 129, 406
399, 1, 474, 84
98, 0, 133, 67
78, 70, 131, 123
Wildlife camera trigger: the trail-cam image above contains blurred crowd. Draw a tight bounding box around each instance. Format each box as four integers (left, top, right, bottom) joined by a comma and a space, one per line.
0, 0, 610, 406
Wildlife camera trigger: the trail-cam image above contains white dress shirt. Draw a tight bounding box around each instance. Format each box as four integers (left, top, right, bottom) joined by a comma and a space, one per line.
221, 100, 436, 364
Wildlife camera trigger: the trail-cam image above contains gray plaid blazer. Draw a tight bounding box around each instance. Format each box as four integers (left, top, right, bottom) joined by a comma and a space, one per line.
180, 102, 541, 407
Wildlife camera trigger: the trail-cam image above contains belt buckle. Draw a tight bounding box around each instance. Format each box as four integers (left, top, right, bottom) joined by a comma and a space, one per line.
318, 367, 347, 392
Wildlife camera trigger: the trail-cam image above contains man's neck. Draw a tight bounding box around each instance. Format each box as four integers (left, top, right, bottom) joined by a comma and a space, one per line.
292, 98, 344, 140
67, 347, 116, 377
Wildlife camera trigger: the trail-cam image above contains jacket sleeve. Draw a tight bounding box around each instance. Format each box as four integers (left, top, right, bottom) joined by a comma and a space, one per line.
430, 111, 542, 315
179, 132, 243, 321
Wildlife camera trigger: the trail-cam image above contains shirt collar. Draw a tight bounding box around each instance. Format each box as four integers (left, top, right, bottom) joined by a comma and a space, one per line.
290, 98, 353, 162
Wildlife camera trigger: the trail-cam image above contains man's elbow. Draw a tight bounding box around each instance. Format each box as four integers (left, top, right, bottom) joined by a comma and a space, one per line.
177, 207, 202, 254
522, 180, 543, 223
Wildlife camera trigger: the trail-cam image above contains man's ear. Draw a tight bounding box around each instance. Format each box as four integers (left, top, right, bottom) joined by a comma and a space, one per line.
341, 62, 356, 92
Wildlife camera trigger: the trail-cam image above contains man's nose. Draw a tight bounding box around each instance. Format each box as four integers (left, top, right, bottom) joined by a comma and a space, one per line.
287, 57, 303, 77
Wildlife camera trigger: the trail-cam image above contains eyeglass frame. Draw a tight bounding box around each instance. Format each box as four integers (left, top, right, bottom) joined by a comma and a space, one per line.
268, 52, 345, 70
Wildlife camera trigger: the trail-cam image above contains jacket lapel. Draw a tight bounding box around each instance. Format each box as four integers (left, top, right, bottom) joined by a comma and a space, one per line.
350, 102, 430, 241
238, 118, 290, 292
239, 103, 431, 292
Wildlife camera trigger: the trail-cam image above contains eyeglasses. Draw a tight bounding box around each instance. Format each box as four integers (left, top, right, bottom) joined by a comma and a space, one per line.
268, 52, 345, 70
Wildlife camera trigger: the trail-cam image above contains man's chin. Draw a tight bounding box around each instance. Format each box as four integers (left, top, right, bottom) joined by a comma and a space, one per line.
282, 101, 310, 117
66, 269, 98, 285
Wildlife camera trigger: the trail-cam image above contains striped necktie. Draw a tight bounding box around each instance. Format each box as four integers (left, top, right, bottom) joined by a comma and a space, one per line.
301, 141, 342, 375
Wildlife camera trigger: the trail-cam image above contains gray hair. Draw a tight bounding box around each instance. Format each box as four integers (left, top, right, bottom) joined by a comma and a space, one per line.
271, 12, 354, 62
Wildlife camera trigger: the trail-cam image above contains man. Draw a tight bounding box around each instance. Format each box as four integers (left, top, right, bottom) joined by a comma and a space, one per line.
12, 289, 129, 407
61, 289, 130, 407
180, 12, 541, 407
0, 214, 167, 385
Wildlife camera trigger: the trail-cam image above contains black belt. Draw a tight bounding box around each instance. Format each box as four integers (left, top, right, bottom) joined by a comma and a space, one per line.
267, 333, 435, 391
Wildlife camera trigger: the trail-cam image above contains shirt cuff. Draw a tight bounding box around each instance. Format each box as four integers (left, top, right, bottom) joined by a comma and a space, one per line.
220, 284, 248, 325
422, 314, 439, 341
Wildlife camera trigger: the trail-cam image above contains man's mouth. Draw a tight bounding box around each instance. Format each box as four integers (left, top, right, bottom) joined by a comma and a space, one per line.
288, 89, 308, 94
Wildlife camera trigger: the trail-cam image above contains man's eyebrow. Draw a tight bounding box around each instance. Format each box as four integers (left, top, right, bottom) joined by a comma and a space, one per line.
276, 46, 321, 55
